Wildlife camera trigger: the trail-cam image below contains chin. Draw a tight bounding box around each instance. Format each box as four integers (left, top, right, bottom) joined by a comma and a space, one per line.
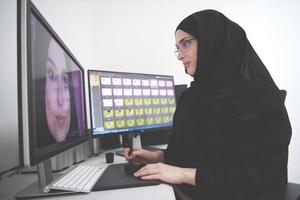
53, 131, 68, 142
187, 70, 193, 77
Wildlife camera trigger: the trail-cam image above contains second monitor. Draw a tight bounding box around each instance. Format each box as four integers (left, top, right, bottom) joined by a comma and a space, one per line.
88, 70, 177, 190
88, 70, 176, 150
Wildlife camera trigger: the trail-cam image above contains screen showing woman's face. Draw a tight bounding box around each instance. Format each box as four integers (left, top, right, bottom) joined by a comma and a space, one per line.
45, 39, 71, 142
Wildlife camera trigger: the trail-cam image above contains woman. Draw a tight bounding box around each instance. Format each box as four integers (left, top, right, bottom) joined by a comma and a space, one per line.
125, 10, 291, 199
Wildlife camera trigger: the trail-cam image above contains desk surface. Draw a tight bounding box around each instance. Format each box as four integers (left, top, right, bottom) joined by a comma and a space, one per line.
0, 146, 175, 200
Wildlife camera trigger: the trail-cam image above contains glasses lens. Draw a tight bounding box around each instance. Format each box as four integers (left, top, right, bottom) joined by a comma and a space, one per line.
180, 38, 193, 51
174, 37, 194, 57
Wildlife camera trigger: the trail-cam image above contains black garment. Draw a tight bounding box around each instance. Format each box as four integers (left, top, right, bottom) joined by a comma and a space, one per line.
164, 10, 291, 200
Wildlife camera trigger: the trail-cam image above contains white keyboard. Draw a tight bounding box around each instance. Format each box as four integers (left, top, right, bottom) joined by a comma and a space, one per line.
47, 165, 106, 193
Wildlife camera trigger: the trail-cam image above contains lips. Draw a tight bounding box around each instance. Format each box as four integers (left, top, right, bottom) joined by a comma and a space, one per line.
56, 115, 66, 126
183, 62, 190, 68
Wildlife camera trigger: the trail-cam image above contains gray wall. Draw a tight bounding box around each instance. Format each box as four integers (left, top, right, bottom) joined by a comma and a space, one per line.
1, 0, 299, 183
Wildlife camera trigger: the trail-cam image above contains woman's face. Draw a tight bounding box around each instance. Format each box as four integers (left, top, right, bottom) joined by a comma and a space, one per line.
45, 39, 71, 142
175, 29, 198, 77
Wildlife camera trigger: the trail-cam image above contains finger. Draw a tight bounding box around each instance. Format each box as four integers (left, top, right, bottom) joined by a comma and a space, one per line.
132, 160, 143, 166
134, 163, 153, 174
134, 166, 159, 177
125, 153, 131, 161
141, 174, 160, 181
124, 147, 140, 157
138, 163, 158, 171
126, 152, 146, 163
131, 149, 144, 156
124, 148, 129, 159
132, 147, 142, 151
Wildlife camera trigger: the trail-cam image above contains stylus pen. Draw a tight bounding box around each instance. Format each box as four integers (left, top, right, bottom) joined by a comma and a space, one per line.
128, 133, 134, 170
128, 133, 133, 157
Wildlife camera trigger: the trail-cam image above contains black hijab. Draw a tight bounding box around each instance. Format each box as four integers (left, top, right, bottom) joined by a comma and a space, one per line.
177, 9, 277, 90
175, 10, 291, 152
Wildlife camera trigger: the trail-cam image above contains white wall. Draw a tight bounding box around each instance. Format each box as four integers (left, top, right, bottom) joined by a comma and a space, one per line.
1, 0, 299, 183
0, 0, 19, 173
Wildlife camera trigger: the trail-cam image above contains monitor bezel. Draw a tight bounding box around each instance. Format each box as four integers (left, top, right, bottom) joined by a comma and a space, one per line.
87, 69, 176, 139
21, 0, 88, 166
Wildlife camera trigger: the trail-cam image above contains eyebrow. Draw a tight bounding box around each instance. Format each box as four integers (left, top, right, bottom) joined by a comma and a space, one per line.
175, 37, 193, 47
47, 57, 56, 69
47, 57, 67, 73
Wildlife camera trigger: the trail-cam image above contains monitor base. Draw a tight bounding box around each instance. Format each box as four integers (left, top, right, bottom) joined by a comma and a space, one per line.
15, 174, 78, 199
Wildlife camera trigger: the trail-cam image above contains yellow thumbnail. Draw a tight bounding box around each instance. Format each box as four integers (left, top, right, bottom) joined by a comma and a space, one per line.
115, 120, 125, 128
126, 119, 136, 127
163, 116, 170, 123
134, 99, 143, 106
124, 99, 133, 106
146, 117, 154, 125
162, 107, 169, 114
168, 98, 175, 104
169, 106, 176, 113
135, 108, 144, 116
114, 109, 124, 117
136, 118, 145, 126
154, 117, 162, 124
103, 110, 113, 118
152, 98, 160, 105
144, 108, 153, 115
154, 108, 161, 114
160, 98, 168, 105
125, 109, 134, 116
104, 121, 115, 129
143, 98, 152, 105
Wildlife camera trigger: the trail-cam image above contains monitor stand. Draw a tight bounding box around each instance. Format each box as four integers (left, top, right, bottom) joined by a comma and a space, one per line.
15, 159, 76, 199
115, 133, 161, 156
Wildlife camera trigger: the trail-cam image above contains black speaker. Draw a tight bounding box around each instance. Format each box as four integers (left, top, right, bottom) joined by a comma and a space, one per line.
175, 84, 188, 105
141, 129, 172, 146
100, 135, 121, 149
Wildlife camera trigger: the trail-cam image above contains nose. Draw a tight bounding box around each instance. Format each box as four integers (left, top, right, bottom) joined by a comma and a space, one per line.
176, 51, 184, 60
57, 78, 63, 107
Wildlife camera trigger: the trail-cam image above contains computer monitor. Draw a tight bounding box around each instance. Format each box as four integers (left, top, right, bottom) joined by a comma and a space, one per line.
88, 70, 176, 150
87, 70, 174, 190
16, 0, 87, 198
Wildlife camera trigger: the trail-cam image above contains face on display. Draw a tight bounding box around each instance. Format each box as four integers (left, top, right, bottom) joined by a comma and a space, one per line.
45, 39, 71, 142
175, 29, 198, 77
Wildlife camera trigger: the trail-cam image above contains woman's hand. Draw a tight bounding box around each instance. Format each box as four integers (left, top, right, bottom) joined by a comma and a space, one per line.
124, 148, 164, 166
133, 163, 196, 185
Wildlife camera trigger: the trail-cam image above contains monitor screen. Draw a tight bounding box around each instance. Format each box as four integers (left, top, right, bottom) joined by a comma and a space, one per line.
88, 70, 176, 137
21, 1, 87, 166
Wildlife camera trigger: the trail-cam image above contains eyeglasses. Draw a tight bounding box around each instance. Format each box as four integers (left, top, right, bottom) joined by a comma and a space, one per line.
174, 37, 195, 57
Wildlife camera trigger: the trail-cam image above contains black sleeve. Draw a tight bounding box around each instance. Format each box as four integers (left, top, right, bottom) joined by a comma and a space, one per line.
163, 89, 208, 166
194, 146, 288, 198
164, 89, 288, 198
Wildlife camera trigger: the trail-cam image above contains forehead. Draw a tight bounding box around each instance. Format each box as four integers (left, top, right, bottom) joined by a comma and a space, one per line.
48, 39, 67, 69
175, 29, 193, 44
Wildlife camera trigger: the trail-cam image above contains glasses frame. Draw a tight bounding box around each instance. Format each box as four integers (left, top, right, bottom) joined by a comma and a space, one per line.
174, 37, 195, 57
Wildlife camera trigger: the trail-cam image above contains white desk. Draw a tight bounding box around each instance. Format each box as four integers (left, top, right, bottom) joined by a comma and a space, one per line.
0, 147, 175, 200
